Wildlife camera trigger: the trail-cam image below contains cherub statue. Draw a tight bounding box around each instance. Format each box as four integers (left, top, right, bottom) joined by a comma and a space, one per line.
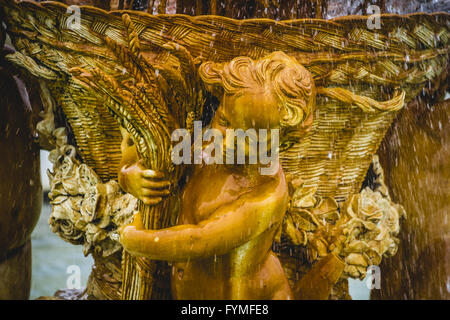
118, 52, 315, 299
3, 0, 444, 299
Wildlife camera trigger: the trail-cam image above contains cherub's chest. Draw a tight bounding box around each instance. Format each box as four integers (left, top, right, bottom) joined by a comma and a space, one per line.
179, 166, 247, 223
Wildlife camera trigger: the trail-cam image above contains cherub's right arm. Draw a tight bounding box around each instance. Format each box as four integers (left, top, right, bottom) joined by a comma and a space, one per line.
119, 176, 288, 261
118, 127, 171, 205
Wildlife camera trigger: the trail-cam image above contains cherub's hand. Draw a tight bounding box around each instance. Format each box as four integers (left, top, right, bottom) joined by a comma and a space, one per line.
119, 213, 144, 252
130, 212, 145, 229
118, 159, 171, 205
119, 224, 136, 252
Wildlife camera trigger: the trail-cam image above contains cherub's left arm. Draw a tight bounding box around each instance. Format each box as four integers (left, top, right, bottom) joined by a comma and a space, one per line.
119, 179, 288, 261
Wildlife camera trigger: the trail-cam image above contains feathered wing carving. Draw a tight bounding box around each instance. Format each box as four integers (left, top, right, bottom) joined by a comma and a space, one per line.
2, 0, 448, 298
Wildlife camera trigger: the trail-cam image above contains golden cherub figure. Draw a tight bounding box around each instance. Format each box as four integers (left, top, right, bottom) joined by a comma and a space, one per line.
3, 0, 444, 300
118, 52, 316, 299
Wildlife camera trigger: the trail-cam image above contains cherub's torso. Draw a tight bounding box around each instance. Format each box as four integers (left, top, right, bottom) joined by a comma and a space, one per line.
171, 164, 292, 299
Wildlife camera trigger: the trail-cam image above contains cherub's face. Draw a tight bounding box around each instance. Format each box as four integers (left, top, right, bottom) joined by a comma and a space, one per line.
212, 90, 280, 132
210, 90, 281, 161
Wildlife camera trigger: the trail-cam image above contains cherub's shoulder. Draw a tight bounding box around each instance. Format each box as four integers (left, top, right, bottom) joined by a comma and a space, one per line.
243, 171, 288, 207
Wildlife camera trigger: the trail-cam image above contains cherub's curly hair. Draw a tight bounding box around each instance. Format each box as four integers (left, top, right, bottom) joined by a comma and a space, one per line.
199, 51, 315, 128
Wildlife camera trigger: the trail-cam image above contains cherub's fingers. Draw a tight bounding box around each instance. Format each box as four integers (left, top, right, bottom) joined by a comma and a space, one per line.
141, 179, 171, 189
142, 169, 165, 179
119, 225, 137, 247
141, 197, 163, 206
131, 212, 145, 229
140, 188, 171, 197
136, 160, 165, 178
